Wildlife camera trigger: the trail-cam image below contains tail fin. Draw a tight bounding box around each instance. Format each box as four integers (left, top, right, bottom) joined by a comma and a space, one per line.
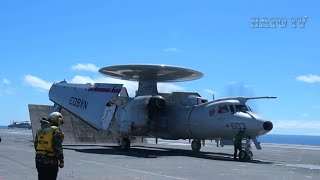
49, 82, 123, 132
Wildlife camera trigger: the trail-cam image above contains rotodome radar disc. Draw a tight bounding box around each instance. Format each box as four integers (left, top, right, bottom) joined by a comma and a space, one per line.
99, 64, 203, 82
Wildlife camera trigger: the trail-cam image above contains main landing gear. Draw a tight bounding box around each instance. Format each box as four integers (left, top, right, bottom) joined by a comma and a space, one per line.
191, 139, 201, 152
120, 138, 130, 151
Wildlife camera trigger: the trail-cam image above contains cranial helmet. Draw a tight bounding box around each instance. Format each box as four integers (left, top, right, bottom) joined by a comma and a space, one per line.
48, 112, 64, 126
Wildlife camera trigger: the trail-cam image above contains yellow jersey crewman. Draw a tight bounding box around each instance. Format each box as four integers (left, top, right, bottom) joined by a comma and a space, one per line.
34, 112, 64, 180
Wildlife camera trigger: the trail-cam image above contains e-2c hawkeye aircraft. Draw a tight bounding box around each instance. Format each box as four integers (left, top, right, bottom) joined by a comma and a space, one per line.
49, 64, 275, 161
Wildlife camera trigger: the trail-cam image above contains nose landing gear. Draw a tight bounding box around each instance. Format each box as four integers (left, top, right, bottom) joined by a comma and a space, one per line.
239, 138, 253, 161
239, 149, 253, 161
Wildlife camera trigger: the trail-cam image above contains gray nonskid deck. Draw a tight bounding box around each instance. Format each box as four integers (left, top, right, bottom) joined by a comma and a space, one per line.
0, 129, 319, 180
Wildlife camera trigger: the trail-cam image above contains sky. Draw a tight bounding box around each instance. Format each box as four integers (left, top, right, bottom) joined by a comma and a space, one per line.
0, 1, 319, 135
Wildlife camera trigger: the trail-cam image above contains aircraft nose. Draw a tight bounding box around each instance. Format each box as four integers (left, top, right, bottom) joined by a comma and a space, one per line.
263, 121, 273, 131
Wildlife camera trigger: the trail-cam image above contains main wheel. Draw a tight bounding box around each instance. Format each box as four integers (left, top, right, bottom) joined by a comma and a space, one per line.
120, 138, 130, 151
191, 139, 201, 152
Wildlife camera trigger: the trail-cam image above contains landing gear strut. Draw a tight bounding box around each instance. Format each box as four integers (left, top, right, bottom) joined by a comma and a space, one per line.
239, 138, 253, 161
191, 139, 201, 152
120, 138, 130, 151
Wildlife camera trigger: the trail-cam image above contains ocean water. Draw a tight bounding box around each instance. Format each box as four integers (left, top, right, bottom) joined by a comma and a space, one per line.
259, 134, 320, 146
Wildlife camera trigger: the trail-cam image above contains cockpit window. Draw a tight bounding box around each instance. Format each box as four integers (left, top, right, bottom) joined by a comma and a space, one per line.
218, 105, 229, 113
235, 105, 248, 112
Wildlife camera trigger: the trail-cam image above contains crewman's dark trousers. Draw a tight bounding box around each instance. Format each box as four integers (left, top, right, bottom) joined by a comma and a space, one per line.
234, 145, 242, 159
36, 164, 58, 180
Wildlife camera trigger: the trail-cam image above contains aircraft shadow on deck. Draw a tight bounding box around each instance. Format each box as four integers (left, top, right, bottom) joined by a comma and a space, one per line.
62, 144, 272, 164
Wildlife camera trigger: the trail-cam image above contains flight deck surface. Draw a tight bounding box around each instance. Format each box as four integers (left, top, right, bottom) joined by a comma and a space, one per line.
0, 129, 319, 180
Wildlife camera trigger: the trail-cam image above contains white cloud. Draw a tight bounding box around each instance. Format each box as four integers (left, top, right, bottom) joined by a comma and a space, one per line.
97, 77, 138, 96
71, 75, 96, 84
0, 88, 15, 96
2, 78, 11, 85
0, 78, 15, 96
158, 83, 185, 93
296, 74, 320, 83
204, 89, 216, 94
163, 48, 182, 53
24, 75, 52, 90
71, 63, 99, 72
4, 88, 15, 95
301, 113, 309, 117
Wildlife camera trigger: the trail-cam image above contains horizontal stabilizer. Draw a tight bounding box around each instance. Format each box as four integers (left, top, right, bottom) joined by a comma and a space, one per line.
213, 96, 277, 104
49, 82, 123, 132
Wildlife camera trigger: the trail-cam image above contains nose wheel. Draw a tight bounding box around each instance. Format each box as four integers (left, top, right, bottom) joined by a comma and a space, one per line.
191, 139, 201, 152
238, 138, 253, 161
239, 150, 253, 161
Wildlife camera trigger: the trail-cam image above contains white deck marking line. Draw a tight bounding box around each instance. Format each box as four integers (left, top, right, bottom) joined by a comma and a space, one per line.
0, 131, 32, 135
7, 146, 33, 153
80, 160, 104, 166
80, 160, 189, 180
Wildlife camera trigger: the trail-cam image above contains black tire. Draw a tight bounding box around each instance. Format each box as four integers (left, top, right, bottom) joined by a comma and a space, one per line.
191, 140, 201, 152
120, 138, 130, 151
239, 150, 248, 161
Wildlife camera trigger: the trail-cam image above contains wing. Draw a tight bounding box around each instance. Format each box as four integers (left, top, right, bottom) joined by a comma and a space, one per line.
49, 82, 123, 132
